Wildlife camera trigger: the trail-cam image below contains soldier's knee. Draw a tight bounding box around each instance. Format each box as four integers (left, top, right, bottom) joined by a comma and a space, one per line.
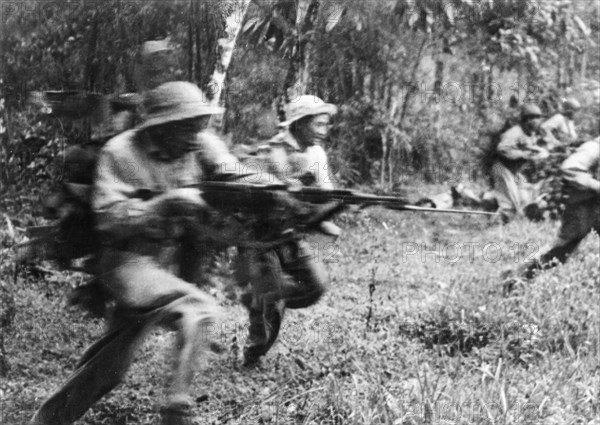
175, 292, 222, 327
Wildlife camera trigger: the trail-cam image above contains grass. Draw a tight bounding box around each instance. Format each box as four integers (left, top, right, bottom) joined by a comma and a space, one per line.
1, 193, 599, 425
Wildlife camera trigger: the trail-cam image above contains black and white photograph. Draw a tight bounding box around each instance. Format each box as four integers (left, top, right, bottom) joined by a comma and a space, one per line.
1, 0, 599, 424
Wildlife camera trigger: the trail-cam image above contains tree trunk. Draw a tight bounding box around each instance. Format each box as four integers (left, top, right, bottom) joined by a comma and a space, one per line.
380, 131, 388, 189
279, 0, 320, 120
187, 0, 194, 81
84, 14, 99, 92
486, 65, 494, 100
434, 58, 444, 100
207, 0, 252, 129
568, 51, 575, 87
194, 0, 203, 84
364, 71, 372, 103
386, 96, 398, 189
399, 35, 427, 125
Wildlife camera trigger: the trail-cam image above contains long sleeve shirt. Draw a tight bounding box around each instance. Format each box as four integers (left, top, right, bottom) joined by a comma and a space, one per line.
92, 129, 240, 244
541, 114, 577, 144
495, 125, 548, 172
561, 138, 600, 204
263, 131, 335, 189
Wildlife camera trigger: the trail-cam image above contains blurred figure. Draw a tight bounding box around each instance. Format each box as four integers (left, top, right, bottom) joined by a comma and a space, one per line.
30, 82, 229, 425
503, 137, 599, 293
491, 104, 550, 222
541, 97, 581, 148
237, 95, 340, 368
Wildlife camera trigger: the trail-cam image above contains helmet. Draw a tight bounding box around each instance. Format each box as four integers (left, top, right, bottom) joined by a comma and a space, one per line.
136, 39, 180, 91
279, 95, 337, 127
520, 104, 543, 120
563, 97, 581, 112
137, 81, 223, 130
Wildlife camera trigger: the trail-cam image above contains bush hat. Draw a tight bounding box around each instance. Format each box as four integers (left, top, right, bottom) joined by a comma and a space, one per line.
137, 81, 224, 130
279, 95, 337, 127
520, 103, 543, 120
563, 97, 581, 112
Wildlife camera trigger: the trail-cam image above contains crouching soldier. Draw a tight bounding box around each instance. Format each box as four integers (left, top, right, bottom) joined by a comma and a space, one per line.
540, 97, 581, 148
503, 137, 599, 293
30, 81, 230, 425
236, 95, 341, 367
491, 104, 550, 222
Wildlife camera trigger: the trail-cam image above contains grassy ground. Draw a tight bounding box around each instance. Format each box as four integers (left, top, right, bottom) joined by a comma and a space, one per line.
1, 199, 599, 424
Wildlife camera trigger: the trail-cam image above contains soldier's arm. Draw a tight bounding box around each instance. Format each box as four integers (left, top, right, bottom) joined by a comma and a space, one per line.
496, 128, 547, 161
308, 145, 334, 189
540, 114, 564, 134
195, 130, 242, 180
561, 139, 600, 194
267, 144, 303, 187
92, 149, 191, 240
540, 115, 563, 149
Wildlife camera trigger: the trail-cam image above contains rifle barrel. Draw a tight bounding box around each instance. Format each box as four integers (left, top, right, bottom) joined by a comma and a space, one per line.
388, 204, 498, 216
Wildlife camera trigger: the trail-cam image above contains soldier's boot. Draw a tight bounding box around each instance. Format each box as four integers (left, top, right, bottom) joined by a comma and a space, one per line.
242, 298, 285, 368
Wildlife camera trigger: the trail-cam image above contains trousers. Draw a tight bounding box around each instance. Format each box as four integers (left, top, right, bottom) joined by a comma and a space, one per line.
491, 161, 542, 220
30, 250, 221, 425
518, 199, 600, 279
236, 240, 328, 361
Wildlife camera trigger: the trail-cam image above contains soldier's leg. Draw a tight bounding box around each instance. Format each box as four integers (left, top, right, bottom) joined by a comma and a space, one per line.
177, 234, 215, 284
30, 252, 220, 425
237, 249, 287, 365
30, 317, 148, 425
491, 162, 521, 221
241, 295, 286, 365
277, 240, 328, 309
516, 202, 599, 279
518, 238, 583, 280
240, 241, 328, 364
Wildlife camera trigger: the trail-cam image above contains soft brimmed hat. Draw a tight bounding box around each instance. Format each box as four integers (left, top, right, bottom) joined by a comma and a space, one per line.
140, 39, 174, 57
520, 103, 543, 120
137, 81, 224, 130
279, 95, 337, 127
563, 97, 581, 112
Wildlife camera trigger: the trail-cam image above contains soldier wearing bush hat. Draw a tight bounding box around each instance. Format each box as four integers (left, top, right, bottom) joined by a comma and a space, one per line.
541, 97, 581, 145
490, 103, 549, 222
503, 136, 599, 293
237, 94, 340, 368
278, 94, 338, 128
30, 81, 234, 425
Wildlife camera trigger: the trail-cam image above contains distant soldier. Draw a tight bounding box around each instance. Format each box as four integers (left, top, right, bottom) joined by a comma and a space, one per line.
32, 39, 179, 270
237, 95, 340, 367
503, 137, 599, 292
540, 97, 581, 148
30, 82, 232, 425
135, 38, 182, 92
491, 104, 550, 221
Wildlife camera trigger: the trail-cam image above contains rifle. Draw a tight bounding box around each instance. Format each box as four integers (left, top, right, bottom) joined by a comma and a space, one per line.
192, 181, 498, 216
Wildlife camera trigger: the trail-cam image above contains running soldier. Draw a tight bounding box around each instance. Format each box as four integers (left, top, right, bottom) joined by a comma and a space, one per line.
491, 104, 550, 222
540, 97, 581, 148
30, 81, 232, 425
237, 95, 340, 367
503, 137, 599, 292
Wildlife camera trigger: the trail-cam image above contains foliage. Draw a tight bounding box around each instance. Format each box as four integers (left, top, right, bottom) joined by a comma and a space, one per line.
228, 0, 599, 188
1, 0, 599, 191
